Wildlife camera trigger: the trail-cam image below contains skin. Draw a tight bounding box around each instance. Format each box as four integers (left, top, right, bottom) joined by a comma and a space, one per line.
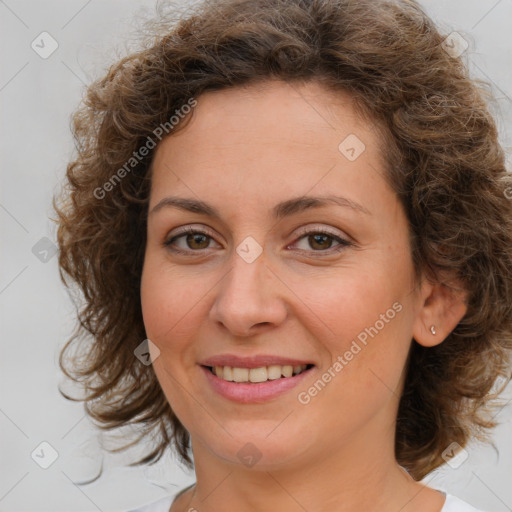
140, 79, 467, 512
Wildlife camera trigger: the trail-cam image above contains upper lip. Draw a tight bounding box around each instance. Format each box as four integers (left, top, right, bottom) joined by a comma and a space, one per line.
200, 354, 315, 369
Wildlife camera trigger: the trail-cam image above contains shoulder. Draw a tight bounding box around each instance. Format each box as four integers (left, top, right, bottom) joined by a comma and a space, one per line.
126, 484, 195, 512
442, 493, 488, 512
126, 488, 487, 512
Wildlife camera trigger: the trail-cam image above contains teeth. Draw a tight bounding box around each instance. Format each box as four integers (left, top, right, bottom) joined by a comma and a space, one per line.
211, 364, 309, 382
282, 365, 293, 378
267, 365, 282, 380
249, 367, 268, 383
233, 367, 249, 382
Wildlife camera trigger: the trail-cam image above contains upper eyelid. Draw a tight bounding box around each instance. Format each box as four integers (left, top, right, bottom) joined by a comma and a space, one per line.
167, 223, 347, 240
293, 224, 346, 238
168, 225, 220, 242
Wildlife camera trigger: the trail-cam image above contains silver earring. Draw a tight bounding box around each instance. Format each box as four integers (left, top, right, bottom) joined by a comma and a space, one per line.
430, 325, 436, 335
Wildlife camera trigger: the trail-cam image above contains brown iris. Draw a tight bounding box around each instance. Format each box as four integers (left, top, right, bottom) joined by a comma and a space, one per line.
308, 233, 333, 250
186, 233, 210, 250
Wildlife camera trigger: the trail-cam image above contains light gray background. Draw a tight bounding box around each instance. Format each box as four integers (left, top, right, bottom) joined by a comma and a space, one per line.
1, 1, 511, 511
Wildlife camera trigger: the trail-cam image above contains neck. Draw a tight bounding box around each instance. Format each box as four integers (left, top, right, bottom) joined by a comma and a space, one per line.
178, 424, 444, 512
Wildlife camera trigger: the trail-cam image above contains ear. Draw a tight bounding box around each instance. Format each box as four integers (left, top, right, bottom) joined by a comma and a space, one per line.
412, 274, 468, 347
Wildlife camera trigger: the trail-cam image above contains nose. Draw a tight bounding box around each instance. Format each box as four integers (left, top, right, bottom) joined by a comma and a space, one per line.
208, 247, 288, 337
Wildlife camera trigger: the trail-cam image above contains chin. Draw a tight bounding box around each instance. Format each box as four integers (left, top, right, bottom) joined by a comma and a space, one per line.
196, 427, 313, 470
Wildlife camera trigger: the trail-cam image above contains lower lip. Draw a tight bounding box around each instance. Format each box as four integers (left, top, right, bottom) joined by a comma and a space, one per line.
201, 365, 314, 404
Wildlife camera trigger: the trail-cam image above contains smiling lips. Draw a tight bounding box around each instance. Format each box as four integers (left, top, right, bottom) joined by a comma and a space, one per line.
208, 364, 311, 383
199, 354, 315, 402
200, 354, 315, 382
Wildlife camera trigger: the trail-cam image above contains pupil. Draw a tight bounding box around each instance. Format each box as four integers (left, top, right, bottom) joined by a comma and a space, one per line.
310, 234, 331, 250
188, 233, 208, 249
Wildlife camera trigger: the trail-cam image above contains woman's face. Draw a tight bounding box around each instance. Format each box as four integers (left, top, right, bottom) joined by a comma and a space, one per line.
141, 80, 426, 470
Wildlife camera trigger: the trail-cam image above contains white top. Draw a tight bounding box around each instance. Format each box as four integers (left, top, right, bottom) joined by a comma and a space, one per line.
127, 489, 487, 512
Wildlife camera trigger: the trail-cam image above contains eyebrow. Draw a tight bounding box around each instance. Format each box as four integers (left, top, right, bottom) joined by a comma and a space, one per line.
149, 194, 371, 219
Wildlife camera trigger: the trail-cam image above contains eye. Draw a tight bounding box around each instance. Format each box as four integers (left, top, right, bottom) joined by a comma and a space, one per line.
163, 225, 354, 256
164, 226, 220, 254
291, 227, 353, 254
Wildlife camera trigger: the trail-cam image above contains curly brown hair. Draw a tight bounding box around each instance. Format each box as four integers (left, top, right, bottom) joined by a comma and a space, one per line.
53, 0, 512, 481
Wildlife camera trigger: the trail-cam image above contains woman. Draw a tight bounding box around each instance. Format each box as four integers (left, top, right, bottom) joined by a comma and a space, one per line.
53, 0, 512, 511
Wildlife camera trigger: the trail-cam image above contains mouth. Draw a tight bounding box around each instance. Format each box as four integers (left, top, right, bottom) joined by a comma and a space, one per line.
202, 363, 315, 383
200, 362, 316, 403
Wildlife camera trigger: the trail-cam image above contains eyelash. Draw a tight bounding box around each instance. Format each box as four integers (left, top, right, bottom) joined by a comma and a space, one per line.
163, 226, 353, 256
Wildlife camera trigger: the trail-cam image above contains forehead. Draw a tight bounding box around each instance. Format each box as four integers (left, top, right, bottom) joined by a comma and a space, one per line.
165, 80, 372, 146
149, 80, 390, 216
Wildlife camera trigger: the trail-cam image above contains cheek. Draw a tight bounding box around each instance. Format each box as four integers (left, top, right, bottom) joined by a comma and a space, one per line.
292, 255, 414, 396
292, 264, 407, 345
296, 279, 411, 439
140, 258, 199, 416
140, 255, 204, 341
140, 268, 170, 342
